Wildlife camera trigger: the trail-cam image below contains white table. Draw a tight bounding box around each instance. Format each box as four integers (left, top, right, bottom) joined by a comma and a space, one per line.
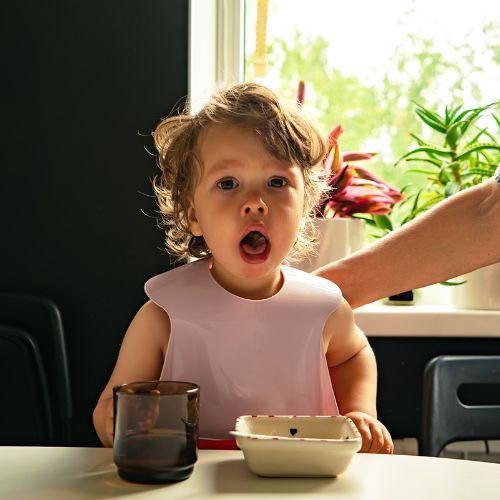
1, 447, 499, 499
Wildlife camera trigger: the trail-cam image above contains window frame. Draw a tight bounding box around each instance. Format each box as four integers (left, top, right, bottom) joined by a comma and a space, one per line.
188, 0, 244, 113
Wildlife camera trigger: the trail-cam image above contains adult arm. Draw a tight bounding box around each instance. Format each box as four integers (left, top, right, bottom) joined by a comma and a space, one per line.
92, 300, 170, 447
315, 178, 500, 308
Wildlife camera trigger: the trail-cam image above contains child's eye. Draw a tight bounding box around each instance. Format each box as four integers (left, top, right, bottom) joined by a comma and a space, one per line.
217, 178, 238, 190
268, 177, 288, 188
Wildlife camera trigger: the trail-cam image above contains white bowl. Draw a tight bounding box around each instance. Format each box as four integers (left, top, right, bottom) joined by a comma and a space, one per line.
229, 415, 361, 477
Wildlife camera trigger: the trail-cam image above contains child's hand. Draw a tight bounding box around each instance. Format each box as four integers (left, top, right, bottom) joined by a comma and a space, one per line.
93, 396, 115, 447
344, 411, 394, 454
103, 398, 115, 447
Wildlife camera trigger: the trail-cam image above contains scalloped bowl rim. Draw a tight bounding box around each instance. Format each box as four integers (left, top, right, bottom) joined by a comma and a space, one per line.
229, 415, 362, 444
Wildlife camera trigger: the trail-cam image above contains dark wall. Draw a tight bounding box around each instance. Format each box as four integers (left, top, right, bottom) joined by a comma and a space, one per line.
1, 1, 188, 445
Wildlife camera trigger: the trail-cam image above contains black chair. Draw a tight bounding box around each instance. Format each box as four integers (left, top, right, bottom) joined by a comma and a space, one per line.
0, 325, 54, 444
0, 292, 72, 444
420, 355, 500, 457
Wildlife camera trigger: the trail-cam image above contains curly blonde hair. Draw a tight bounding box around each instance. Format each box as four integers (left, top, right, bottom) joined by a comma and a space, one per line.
152, 82, 329, 262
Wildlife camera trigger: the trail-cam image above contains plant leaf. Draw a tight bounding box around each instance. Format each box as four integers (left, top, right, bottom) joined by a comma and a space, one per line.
478, 150, 495, 163
407, 167, 441, 175
400, 192, 443, 224
425, 176, 444, 184
395, 146, 453, 165
446, 104, 463, 124
479, 128, 498, 143
453, 101, 498, 123
404, 188, 423, 222
413, 102, 446, 127
445, 120, 463, 149
446, 105, 494, 148
465, 127, 489, 148
355, 216, 377, 227
409, 132, 427, 146
457, 108, 487, 138
405, 157, 442, 168
453, 107, 480, 123
440, 279, 467, 286
415, 108, 447, 134
455, 142, 500, 161
372, 214, 393, 231
438, 167, 450, 185
462, 168, 496, 179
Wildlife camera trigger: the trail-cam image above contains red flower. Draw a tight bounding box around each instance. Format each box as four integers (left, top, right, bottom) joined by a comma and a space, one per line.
318, 127, 405, 218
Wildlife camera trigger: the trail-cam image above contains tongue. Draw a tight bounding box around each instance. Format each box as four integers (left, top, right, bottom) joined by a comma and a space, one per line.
241, 232, 268, 255
242, 241, 267, 255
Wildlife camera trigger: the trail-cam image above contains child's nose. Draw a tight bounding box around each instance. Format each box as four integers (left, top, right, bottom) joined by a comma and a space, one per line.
241, 195, 268, 216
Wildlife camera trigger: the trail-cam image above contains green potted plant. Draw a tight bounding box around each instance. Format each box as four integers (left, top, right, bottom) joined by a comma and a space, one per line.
395, 101, 499, 222
395, 101, 500, 308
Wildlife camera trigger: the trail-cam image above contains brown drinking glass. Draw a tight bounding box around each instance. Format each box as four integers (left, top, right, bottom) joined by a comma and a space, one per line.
113, 381, 200, 483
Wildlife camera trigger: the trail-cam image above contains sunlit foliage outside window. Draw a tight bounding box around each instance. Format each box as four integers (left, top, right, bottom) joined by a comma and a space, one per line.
244, 0, 499, 202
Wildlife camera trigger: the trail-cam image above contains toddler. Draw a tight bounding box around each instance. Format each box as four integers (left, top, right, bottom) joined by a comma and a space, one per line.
93, 82, 393, 454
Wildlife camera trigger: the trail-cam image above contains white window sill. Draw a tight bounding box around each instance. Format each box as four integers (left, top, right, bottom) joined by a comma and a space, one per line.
353, 284, 500, 338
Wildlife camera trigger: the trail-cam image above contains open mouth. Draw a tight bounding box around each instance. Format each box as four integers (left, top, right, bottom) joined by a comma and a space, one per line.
240, 230, 270, 263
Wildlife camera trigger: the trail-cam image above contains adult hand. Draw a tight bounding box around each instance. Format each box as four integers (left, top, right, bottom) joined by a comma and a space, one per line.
344, 411, 394, 454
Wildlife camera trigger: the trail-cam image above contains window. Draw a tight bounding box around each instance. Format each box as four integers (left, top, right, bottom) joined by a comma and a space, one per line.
189, 0, 498, 212
244, 0, 499, 188
190, 0, 498, 185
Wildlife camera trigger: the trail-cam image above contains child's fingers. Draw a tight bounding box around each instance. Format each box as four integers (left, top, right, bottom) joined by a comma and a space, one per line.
368, 422, 394, 454
354, 420, 372, 453
381, 424, 394, 454
346, 413, 393, 454
367, 422, 385, 453
106, 414, 114, 447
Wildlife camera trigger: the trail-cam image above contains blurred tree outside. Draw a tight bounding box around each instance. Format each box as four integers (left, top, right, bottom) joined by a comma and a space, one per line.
245, 5, 500, 228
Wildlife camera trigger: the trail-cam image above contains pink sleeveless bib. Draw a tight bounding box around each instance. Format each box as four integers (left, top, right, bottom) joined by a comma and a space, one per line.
145, 258, 342, 439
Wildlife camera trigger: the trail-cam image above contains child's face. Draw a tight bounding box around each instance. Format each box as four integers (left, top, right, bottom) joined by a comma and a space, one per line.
187, 124, 305, 295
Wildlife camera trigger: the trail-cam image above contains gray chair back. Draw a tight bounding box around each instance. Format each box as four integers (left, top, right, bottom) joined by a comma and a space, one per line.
0, 292, 72, 444
421, 355, 500, 456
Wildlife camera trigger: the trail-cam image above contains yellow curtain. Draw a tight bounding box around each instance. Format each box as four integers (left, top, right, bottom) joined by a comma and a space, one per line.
253, 0, 269, 77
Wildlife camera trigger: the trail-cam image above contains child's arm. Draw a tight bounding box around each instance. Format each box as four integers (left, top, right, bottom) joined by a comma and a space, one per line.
92, 300, 170, 447
324, 298, 393, 454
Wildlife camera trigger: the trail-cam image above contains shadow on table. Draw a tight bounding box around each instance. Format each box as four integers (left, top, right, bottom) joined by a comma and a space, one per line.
212, 458, 361, 495
57, 457, 361, 497
61, 463, 166, 498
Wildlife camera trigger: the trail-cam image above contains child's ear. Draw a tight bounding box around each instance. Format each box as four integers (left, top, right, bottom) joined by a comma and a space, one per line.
187, 204, 203, 237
